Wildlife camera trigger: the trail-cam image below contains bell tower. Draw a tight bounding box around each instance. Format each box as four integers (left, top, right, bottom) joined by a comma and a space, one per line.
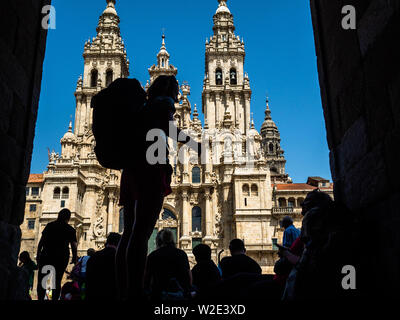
202, 0, 251, 134
74, 0, 130, 137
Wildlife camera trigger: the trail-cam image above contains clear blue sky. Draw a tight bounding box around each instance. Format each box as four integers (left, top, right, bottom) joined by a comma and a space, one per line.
32, 0, 332, 183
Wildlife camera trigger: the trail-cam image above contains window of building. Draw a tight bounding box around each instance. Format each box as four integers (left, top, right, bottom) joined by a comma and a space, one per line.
192, 206, 202, 232
242, 184, 250, 196
26, 187, 30, 196
162, 209, 177, 220
28, 220, 35, 230
90, 69, 98, 87
230, 68, 237, 85
192, 167, 201, 184
31, 187, 39, 196
29, 204, 37, 212
251, 184, 258, 196
215, 68, 223, 85
269, 143, 274, 153
106, 69, 113, 87
278, 198, 287, 208
61, 200, 65, 208
297, 198, 304, 207
119, 208, 124, 233
192, 238, 202, 249
62, 187, 69, 199
244, 198, 247, 206
288, 198, 295, 208
53, 187, 61, 199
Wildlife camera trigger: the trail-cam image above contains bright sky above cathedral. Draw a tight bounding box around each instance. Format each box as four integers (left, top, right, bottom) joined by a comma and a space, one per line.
32, 0, 332, 182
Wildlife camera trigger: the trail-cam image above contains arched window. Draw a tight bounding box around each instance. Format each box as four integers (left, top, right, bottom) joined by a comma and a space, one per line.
62, 187, 69, 199
215, 68, 223, 85
192, 167, 201, 184
106, 69, 113, 87
297, 198, 305, 208
288, 198, 296, 208
162, 208, 177, 220
242, 184, 250, 196
161, 58, 165, 68
251, 184, 258, 196
271, 167, 278, 174
90, 69, 98, 87
269, 143, 274, 153
230, 68, 237, 85
53, 187, 61, 199
192, 206, 202, 232
278, 198, 287, 208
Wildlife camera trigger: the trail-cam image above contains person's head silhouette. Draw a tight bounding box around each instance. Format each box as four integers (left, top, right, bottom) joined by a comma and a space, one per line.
229, 239, 246, 256
193, 244, 212, 263
19, 251, 32, 264
280, 216, 293, 229
147, 75, 179, 103
301, 189, 333, 216
156, 229, 175, 249
57, 208, 71, 223
106, 232, 121, 249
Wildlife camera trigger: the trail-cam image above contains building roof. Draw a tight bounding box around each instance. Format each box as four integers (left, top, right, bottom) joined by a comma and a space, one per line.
274, 183, 333, 191
28, 174, 44, 183
308, 176, 329, 182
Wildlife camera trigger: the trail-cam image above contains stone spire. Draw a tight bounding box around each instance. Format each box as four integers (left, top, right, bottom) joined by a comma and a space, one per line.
97, 0, 121, 37
261, 97, 277, 132
203, 0, 248, 133
260, 97, 288, 183
148, 33, 178, 83
76, 0, 129, 136
213, 0, 235, 36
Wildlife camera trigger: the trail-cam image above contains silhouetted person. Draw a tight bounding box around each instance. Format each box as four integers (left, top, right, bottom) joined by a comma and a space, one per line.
280, 216, 300, 248
219, 239, 262, 279
144, 229, 192, 301
85, 233, 121, 301
116, 75, 200, 300
36, 208, 77, 300
283, 189, 341, 300
18, 251, 38, 299
191, 244, 221, 295
77, 248, 95, 295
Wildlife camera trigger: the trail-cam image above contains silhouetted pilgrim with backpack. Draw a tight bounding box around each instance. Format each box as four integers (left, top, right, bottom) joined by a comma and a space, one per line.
91, 75, 201, 301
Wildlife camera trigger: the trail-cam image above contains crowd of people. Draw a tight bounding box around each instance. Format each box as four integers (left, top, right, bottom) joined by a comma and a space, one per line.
18, 187, 358, 302
18, 76, 359, 301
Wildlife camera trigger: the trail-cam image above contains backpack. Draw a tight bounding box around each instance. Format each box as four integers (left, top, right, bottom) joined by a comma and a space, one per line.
91, 78, 147, 169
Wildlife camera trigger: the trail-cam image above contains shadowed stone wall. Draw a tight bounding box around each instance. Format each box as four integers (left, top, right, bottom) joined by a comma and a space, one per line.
310, 0, 400, 296
0, 0, 50, 300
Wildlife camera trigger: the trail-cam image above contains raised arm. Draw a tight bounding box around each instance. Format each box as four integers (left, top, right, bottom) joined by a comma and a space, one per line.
70, 241, 78, 264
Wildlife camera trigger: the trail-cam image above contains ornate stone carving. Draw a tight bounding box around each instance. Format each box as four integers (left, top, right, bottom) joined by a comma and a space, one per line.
93, 216, 105, 238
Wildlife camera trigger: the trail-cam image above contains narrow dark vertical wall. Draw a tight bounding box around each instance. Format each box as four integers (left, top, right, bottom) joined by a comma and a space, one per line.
0, 0, 50, 299
310, 0, 400, 296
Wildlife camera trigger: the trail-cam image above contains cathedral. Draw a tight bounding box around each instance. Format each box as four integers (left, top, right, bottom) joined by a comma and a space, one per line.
21, 0, 333, 274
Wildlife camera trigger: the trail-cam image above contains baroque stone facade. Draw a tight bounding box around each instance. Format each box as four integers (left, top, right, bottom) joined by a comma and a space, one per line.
21, 0, 333, 275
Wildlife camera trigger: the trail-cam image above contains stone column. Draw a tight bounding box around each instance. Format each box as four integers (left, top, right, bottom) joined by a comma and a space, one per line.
180, 191, 191, 250
85, 96, 91, 130
244, 94, 250, 133
216, 93, 221, 127
204, 189, 213, 238
107, 193, 115, 234
235, 94, 240, 130
75, 95, 82, 135
182, 148, 190, 183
